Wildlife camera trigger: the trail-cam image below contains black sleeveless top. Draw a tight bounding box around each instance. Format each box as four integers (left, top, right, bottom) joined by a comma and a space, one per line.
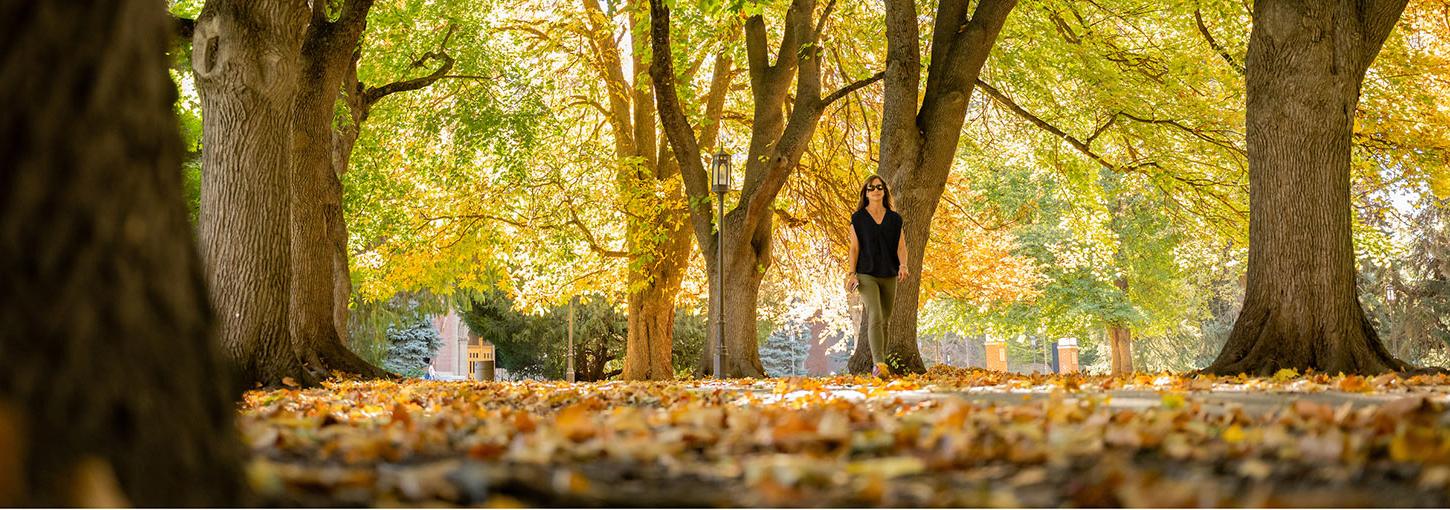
852, 208, 903, 277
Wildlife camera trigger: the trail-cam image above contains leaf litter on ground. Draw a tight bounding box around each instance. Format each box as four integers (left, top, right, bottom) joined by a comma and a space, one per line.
239, 367, 1450, 507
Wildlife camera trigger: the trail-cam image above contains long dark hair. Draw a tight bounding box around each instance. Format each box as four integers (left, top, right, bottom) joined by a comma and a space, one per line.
856, 175, 892, 212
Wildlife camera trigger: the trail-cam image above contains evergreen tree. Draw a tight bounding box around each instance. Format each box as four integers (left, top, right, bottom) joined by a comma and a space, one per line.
760, 322, 810, 377
1360, 195, 1450, 366
383, 317, 443, 377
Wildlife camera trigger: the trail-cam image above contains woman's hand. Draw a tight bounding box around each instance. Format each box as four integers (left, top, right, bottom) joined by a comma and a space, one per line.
898, 266, 911, 281
845, 274, 858, 292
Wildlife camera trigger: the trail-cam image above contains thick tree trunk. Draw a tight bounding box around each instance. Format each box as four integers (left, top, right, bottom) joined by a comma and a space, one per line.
291, 34, 352, 380
0, 0, 245, 504
289, 2, 387, 379
621, 219, 692, 380
1108, 325, 1134, 375
193, 0, 311, 386
1109, 276, 1134, 374
848, 0, 1017, 375
607, 0, 725, 380
698, 215, 772, 378
1206, 0, 1410, 376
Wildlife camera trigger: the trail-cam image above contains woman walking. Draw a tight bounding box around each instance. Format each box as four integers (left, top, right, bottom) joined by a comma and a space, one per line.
846, 175, 910, 377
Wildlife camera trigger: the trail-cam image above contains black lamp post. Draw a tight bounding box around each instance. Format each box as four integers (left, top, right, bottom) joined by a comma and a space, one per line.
711, 148, 731, 377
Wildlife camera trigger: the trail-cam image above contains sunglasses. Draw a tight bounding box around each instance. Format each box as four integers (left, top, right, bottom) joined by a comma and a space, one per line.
864, 184, 886, 191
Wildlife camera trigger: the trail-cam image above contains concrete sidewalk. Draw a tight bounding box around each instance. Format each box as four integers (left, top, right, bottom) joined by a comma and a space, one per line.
719, 380, 1450, 416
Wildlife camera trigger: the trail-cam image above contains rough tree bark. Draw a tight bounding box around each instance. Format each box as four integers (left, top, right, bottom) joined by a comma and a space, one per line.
581, 0, 700, 381
289, 0, 389, 379
1205, 0, 1412, 375
1109, 276, 1134, 374
193, 0, 312, 386
651, 0, 882, 377
195, 0, 456, 385
849, 0, 1018, 375
0, 0, 245, 504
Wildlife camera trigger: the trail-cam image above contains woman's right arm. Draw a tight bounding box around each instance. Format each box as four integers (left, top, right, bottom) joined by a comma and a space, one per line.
846, 222, 859, 291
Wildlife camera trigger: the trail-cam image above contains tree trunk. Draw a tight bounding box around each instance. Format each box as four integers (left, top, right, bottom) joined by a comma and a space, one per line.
290, 29, 352, 380
0, 0, 246, 504
289, 1, 387, 380
1109, 276, 1134, 374
600, 0, 725, 380
193, 0, 311, 386
717, 215, 773, 377
1108, 325, 1134, 375
332, 195, 352, 342
695, 223, 772, 378
1206, 0, 1410, 375
848, 0, 1018, 375
622, 219, 692, 379
651, 0, 871, 377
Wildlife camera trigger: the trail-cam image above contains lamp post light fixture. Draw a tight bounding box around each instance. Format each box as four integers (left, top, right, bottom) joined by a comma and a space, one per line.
710, 148, 731, 378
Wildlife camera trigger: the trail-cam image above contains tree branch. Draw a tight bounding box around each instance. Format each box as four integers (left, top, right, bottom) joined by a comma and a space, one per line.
698, 49, 735, 154
821, 71, 884, 107
977, 79, 1246, 220
771, 0, 808, 79
1359, 0, 1410, 65
1116, 111, 1246, 156
1193, 8, 1244, 75
582, 0, 637, 156
338, 0, 375, 30
975, 79, 1117, 171
566, 202, 629, 258
739, 0, 825, 236
363, 25, 457, 107
744, 15, 770, 90
814, 0, 839, 37
174, 16, 195, 39
648, 0, 716, 255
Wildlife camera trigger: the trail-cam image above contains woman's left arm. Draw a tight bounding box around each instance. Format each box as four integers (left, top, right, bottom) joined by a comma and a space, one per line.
897, 228, 910, 280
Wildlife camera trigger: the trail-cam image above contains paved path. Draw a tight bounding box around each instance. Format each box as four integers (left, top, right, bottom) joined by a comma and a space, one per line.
713, 381, 1450, 416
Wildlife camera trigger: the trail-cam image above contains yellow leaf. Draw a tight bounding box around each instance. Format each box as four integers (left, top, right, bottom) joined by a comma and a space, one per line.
1430, 165, 1450, 200
1223, 424, 1246, 444
1271, 368, 1299, 382
1390, 434, 1414, 462
1161, 393, 1186, 409
845, 457, 925, 479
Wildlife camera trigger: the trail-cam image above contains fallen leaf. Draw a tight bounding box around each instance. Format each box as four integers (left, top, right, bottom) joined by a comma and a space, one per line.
1271, 368, 1300, 382
554, 404, 596, 442
845, 456, 925, 479
1338, 375, 1369, 393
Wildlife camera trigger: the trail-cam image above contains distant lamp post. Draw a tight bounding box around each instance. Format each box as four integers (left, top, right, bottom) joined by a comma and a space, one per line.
711, 147, 731, 378
567, 295, 577, 383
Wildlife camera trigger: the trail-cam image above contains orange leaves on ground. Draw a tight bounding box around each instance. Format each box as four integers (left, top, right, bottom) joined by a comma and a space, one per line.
554, 403, 597, 442
1339, 374, 1370, 392
390, 403, 413, 428
236, 371, 1450, 506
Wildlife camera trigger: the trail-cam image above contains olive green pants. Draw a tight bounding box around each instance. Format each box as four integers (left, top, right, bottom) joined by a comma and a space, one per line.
856, 274, 897, 365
